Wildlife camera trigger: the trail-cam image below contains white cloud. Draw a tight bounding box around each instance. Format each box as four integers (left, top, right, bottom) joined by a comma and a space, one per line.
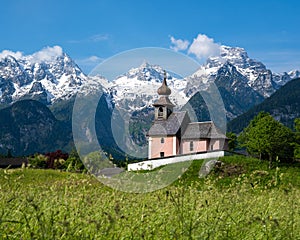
170, 36, 190, 52
29, 46, 63, 63
0, 50, 23, 59
81, 55, 103, 63
89, 34, 109, 42
188, 34, 221, 59
69, 34, 110, 44
75, 55, 104, 74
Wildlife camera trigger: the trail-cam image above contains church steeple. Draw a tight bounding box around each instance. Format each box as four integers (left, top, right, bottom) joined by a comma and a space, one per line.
157, 71, 171, 96
153, 70, 174, 120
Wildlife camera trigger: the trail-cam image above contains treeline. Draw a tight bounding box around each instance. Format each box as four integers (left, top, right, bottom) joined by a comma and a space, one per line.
228, 78, 300, 133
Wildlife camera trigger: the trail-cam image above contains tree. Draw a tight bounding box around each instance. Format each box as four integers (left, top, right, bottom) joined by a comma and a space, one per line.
238, 112, 294, 168
6, 148, 13, 158
293, 118, 300, 159
226, 132, 237, 151
238, 112, 269, 159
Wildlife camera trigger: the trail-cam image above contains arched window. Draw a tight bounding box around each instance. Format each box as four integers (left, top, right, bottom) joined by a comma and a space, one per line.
161, 137, 164, 144
158, 107, 163, 118
190, 141, 194, 151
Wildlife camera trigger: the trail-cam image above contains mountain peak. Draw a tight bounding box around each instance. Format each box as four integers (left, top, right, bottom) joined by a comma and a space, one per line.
0, 46, 65, 64
220, 45, 248, 59
0, 46, 89, 105
140, 60, 152, 69
26, 46, 64, 64
205, 45, 266, 71
0, 50, 23, 60
122, 62, 167, 82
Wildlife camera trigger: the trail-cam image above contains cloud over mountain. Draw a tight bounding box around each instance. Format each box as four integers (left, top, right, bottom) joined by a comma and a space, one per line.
170, 36, 190, 52
28, 46, 63, 63
188, 34, 221, 59
0, 50, 23, 59
169, 33, 221, 60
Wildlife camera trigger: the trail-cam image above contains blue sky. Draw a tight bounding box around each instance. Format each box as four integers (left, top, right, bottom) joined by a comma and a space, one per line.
1, 0, 300, 74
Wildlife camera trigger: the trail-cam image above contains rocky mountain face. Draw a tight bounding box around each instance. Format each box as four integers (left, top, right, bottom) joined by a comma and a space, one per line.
184, 46, 299, 120
0, 46, 92, 106
186, 46, 298, 99
100, 62, 188, 112
1, 45, 299, 116
0, 45, 299, 156
0, 97, 124, 158
227, 77, 300, 133
0, 100, 71, 156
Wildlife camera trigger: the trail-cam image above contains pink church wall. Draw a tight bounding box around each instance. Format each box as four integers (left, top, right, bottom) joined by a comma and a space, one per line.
149, 137, 228, 159
210, 139, 229, 151
210, 139, 219, 150
150, 136, 176, 159
181, 139, 208, 154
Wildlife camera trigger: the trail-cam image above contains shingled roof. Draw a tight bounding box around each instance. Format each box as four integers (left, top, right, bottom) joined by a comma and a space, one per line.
182, 121, 227, 140
148, 111, 190, 136
153, 96, 175, 107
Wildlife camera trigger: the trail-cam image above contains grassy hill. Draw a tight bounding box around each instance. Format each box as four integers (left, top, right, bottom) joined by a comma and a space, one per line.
0, 155, 299, 239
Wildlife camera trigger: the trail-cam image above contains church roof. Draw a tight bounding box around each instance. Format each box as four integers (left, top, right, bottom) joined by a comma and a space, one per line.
153, 96, 175, 107
181, 121, 227, 139
148, 111, 190, 136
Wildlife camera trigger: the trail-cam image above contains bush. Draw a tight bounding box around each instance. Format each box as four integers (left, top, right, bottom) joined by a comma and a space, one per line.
45, 150, 69, 169
62, 148, 85, 172
28, 149, 85, 172
28, 154, 48, 169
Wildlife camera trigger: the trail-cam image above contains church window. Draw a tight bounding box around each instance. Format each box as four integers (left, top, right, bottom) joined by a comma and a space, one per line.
158, 107, 163, 118
161, 138, 164, 143
190, 141, 194, 151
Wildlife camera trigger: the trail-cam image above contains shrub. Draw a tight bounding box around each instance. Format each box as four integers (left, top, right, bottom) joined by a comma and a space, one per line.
45, 150, 69, 169
28, 154, 48, 169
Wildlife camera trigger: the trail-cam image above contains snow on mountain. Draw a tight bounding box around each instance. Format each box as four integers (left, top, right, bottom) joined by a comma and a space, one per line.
0, 46, 101, 105
0, 47, 188, 113
0, 45, 299, 120
186, 45, 298, 98
99, 62, 188, 112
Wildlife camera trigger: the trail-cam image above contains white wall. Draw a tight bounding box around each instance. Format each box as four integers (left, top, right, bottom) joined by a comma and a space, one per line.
128, 151, 225, 171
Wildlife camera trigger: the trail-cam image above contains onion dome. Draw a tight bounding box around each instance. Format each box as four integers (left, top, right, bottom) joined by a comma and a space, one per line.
157, 71, 171, 96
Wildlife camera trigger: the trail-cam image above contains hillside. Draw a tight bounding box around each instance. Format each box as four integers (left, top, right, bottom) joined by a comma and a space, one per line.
0, 97, 127, 159
0, 100, 71, 156
0, 155, 299, 239
227, 77, 300, 133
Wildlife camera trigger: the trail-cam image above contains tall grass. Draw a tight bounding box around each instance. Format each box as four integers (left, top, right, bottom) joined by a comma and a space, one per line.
0, 156, 299, 239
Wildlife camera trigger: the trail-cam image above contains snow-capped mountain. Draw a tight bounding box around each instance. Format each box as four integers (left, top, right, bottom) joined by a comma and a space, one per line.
185, 45, 300, 98
1, 45, 300, 156
100, 62, 188, 112
1, 45, 299, 120
0, 46, 103, 105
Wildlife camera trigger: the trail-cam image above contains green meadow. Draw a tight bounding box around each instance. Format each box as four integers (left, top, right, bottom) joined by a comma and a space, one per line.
0, 156, 299, 239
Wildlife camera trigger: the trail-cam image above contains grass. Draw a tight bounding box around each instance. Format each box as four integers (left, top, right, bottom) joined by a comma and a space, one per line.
0, 155, 299, 239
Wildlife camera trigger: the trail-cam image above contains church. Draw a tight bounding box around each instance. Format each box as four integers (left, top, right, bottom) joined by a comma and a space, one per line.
147, 72, 228, 159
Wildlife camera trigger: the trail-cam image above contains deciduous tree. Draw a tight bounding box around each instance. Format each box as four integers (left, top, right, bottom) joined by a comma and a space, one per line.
238, 112, 294, 168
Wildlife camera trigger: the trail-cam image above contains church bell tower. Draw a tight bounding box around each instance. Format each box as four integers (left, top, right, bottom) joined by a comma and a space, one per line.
153, 71, 174, 120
